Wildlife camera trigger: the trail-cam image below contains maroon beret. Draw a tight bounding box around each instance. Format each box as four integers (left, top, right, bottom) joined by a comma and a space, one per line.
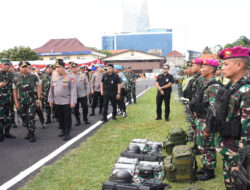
191, 58, 203, 65
219, 46, 250, 60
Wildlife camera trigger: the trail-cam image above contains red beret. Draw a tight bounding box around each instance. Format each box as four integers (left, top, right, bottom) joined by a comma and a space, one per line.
191, 58, 203, 65
219, 46, 250, 60
203, 59, 219, 67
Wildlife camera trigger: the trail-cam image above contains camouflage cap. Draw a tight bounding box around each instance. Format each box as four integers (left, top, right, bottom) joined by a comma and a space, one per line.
46, 64, 53, 69
0, 58, 12, 65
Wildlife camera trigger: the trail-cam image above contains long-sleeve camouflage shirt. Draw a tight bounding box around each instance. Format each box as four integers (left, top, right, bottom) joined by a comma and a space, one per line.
12, 73, 40, 104
216, 72, 250, 161
0, 70, 13, 105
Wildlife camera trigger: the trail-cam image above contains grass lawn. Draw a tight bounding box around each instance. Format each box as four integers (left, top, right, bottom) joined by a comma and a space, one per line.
20, 88, 226, 190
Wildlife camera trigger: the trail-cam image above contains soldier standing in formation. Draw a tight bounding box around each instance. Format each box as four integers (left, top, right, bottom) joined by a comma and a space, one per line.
71, 62, 90, 126
90, 64, 104, 116
48, 59, 77, 141
188, 59, 205, 154
213, 46, 250, 189
40, 64, 53, 124
126, 66, 137, 104
0, 58, 16, 141
100, 64, 121, 122
155, 64, 174, 121
194, 59, 221, 181
13, 61, 40, 142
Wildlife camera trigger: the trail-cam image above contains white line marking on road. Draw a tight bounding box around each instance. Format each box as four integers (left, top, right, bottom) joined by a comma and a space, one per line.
0, 86, 152, 190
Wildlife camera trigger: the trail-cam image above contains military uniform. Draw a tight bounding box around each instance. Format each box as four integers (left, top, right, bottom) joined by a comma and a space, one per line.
215, 47, 250, 189
0, 59, 15, 141
13, 61, 40, 142
195, 59, 222, 180
41, 65, 52, 123
126, 70, 136, 104
48, 59, 77, 140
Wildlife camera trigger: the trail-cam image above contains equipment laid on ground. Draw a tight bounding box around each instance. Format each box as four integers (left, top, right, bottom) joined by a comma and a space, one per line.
164, 145, 197, 182
163, 128, 188, 154
103, 139, 170, 190
121, 139, 165, 162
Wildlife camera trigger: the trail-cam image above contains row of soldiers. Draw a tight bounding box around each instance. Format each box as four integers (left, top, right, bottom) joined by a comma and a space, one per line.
181, 46, 249, 190
0, 58, 137, 142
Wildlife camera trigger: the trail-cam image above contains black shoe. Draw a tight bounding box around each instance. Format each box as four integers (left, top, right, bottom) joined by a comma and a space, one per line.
101, 117, 108, 122
196, 169, 215, 181
192, 144, 202, 155
85, 120, 90, 124
58, 131, 65, 137
5, 131, 16, 138
12, 123, 18, 128
155, 117, 162, 120
99, 110, 102, 115
41, 123, 46, 129
29, 135, 36, 142
0, 135, 4, 142
112, 116, 117, 120
196, 167, 206, 175
128, 101, 132, 104
75, 121, 81, 126
29, 132, 36, 142
134, 101, 137, 104
165, 118, 169, 121
24, 132, 31, 140
63, 134, 70, 141
45, 119, 52, 124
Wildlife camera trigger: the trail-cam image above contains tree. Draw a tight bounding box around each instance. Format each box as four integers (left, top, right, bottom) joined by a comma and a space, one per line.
202, 46, 212, 54
0, 46, 40, 61
224, 36, 250, 49
89, 47, 113, 57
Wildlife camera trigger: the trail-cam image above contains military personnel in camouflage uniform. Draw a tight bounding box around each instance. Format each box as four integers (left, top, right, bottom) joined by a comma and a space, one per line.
188, 59, 205, 154
13, 61, 41, 142
41, 64, 53, 124
48, 59, 77, 141
0, 58, 16, 141
9, 65, 18, 128
214, 46, 250, 190
126, 66, 137, 104
194, 59, 221, 181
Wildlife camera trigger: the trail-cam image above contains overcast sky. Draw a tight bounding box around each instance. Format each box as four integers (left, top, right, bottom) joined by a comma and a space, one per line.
0, 0, 249, 55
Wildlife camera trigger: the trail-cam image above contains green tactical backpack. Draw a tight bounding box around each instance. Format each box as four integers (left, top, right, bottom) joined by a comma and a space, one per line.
164, 145, 197, 182
164, 128, 188, 154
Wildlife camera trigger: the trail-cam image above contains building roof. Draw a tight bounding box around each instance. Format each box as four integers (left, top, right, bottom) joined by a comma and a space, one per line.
166, 50, 184, 57
199, 54, 218, 60
33, 38, 91, 53
101, 49, 166, 62
106, 49, 128, 54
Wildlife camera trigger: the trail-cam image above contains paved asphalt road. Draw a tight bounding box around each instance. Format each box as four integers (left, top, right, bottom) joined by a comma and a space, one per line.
0, 78, 156, 190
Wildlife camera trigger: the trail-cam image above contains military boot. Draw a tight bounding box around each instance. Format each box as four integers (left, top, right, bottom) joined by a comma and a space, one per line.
0, 129, 4, 142
192, 144, 201, 155
5, 130, 16, 138
58, 130, 65, 137
99, 108, 102, 115
29, 131, 36, 143
75, 117, 81, 126
45, 117, 52, 124
90, 109, 95, 116
63, 129, 70, 141
196, 169, 215, 181
24, 131, 31, 140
